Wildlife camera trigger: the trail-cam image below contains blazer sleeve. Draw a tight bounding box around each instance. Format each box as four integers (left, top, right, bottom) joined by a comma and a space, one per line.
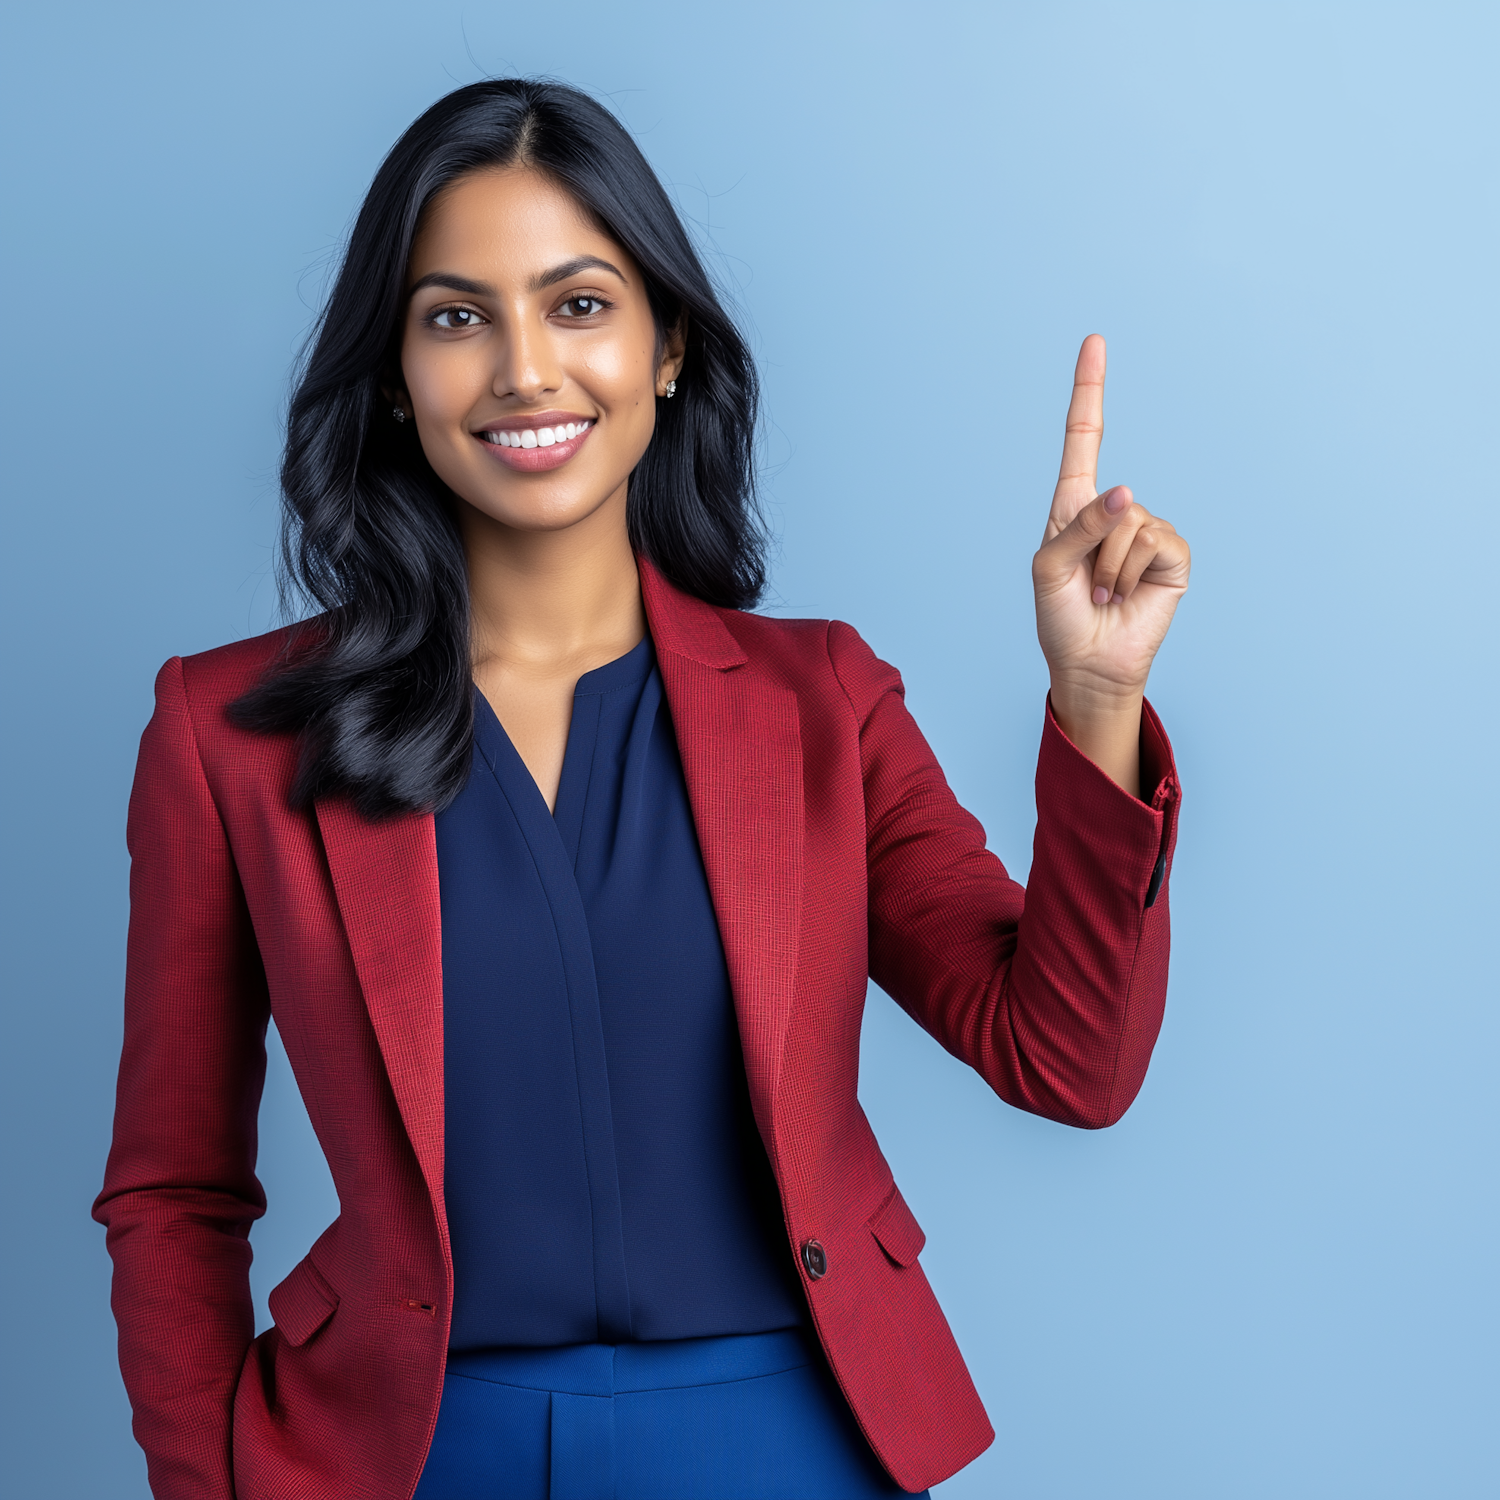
92, 657, 271, 1499
828, 621, 1181, 1129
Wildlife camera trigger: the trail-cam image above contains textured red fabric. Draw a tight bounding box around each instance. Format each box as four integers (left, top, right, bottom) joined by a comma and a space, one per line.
94, 559, 1180, 1498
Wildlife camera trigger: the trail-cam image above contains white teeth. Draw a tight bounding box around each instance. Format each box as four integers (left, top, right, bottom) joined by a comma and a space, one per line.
484, 420, 590, 449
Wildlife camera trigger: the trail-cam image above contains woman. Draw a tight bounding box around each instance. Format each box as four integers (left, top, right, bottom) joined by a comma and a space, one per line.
95, 79, 1189, 1500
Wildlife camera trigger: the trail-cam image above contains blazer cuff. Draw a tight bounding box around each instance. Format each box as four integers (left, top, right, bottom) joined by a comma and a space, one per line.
1039, 695, 1181, 909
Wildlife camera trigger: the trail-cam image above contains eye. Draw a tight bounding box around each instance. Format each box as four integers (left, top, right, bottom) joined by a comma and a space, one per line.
428, 305, 486, 330
557, 295, 610, 318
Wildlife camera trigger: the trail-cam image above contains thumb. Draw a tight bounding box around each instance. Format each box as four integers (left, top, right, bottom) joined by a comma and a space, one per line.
1036, 486, 1133, 580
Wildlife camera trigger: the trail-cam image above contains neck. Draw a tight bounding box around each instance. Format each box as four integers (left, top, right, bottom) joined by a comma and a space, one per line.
460, 484, 646, 678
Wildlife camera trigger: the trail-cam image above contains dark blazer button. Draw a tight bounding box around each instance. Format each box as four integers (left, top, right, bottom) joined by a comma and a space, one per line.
800, 1239, 828, 1280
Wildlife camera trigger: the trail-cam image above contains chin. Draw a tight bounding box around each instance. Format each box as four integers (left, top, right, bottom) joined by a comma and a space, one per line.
463, 484, 617, 536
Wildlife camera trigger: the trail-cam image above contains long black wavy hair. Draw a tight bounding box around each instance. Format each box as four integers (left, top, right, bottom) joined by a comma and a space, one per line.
232, 79, 766, 819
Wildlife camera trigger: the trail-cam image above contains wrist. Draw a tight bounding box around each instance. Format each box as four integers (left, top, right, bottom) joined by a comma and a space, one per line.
1047, 679, 1144, 800
1047, 672, 1144, 728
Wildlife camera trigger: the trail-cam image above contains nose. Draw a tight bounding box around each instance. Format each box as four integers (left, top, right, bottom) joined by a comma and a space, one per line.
492, 307, 563, 404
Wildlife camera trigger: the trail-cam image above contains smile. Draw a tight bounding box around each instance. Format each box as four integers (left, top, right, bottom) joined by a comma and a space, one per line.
481, 420, 592, 449
475, 417, 595, 473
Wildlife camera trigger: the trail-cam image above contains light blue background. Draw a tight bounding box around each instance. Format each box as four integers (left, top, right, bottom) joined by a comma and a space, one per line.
2, 3, 1495, 1496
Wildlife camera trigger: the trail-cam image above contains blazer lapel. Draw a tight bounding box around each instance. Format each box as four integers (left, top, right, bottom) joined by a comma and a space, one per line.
316, 799, 447, 1235
641, 560, 805, 1123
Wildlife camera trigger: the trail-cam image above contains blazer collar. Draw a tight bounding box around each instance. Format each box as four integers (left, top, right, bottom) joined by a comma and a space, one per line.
638, 556, 748, 670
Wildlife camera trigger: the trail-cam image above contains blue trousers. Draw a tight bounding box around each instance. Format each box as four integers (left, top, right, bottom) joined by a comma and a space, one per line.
412, 1327, 923, 1499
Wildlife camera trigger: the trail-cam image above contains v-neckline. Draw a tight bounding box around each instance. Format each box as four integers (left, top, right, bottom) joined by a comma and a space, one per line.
470, 636, 655, 841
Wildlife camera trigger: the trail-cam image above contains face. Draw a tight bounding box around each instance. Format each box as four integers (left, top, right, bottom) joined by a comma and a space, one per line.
397, 166, 682, 536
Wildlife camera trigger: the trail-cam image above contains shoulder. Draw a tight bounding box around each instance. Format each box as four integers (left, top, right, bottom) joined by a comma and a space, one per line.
717, 606, 829, 660
715, 607, 906, 714
143, 624, 311, 792
168, 622, 310, 716
640, 556, 898, 708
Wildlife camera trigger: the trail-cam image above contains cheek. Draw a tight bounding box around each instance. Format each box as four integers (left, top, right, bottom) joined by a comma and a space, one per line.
578, 302, 662, 404
402, 339, 483, 425
581, 338, 658, 407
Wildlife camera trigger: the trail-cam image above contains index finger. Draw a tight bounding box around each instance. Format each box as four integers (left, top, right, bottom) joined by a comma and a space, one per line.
1052, 334, 1107, 525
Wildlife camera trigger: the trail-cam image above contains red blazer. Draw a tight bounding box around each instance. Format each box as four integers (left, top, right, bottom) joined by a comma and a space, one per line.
95, 559, 1180, 1498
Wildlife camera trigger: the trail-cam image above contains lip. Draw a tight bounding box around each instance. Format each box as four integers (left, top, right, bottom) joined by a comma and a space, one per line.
473, 410, 596, 473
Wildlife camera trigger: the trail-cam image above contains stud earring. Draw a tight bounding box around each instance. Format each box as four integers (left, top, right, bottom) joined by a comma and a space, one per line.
392, 406, 407, 423
664, 380, 677, 399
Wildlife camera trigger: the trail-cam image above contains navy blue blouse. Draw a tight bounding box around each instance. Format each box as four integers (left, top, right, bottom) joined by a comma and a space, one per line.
435, 638, 805, 1349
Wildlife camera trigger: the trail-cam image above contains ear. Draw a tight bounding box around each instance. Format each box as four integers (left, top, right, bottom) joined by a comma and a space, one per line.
378, 368, 411, 417
655, 318, 687, 397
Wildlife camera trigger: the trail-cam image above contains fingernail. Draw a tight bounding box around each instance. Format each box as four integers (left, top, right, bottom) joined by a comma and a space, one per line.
1103, 488, 1128, 514
1092, 585, 1110, 605
1111, 592, 1124, 605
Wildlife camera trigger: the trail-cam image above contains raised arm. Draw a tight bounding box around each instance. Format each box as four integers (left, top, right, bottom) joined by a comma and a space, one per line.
833, 335, 1188, 1127
92, 657, 271, 1499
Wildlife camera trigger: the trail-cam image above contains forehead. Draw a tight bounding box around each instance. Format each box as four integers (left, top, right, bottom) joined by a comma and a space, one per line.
408, 166, 627, 284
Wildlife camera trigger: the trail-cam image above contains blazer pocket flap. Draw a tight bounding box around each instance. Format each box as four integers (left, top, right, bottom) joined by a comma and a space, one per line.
268, 1255, 339, 1347
867, 1183, 926, 1268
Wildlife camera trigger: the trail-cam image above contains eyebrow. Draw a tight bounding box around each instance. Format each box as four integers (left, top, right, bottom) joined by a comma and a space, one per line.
407, 256, 628, 302
528, 255, 627, 292
407, 272, 493, 299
